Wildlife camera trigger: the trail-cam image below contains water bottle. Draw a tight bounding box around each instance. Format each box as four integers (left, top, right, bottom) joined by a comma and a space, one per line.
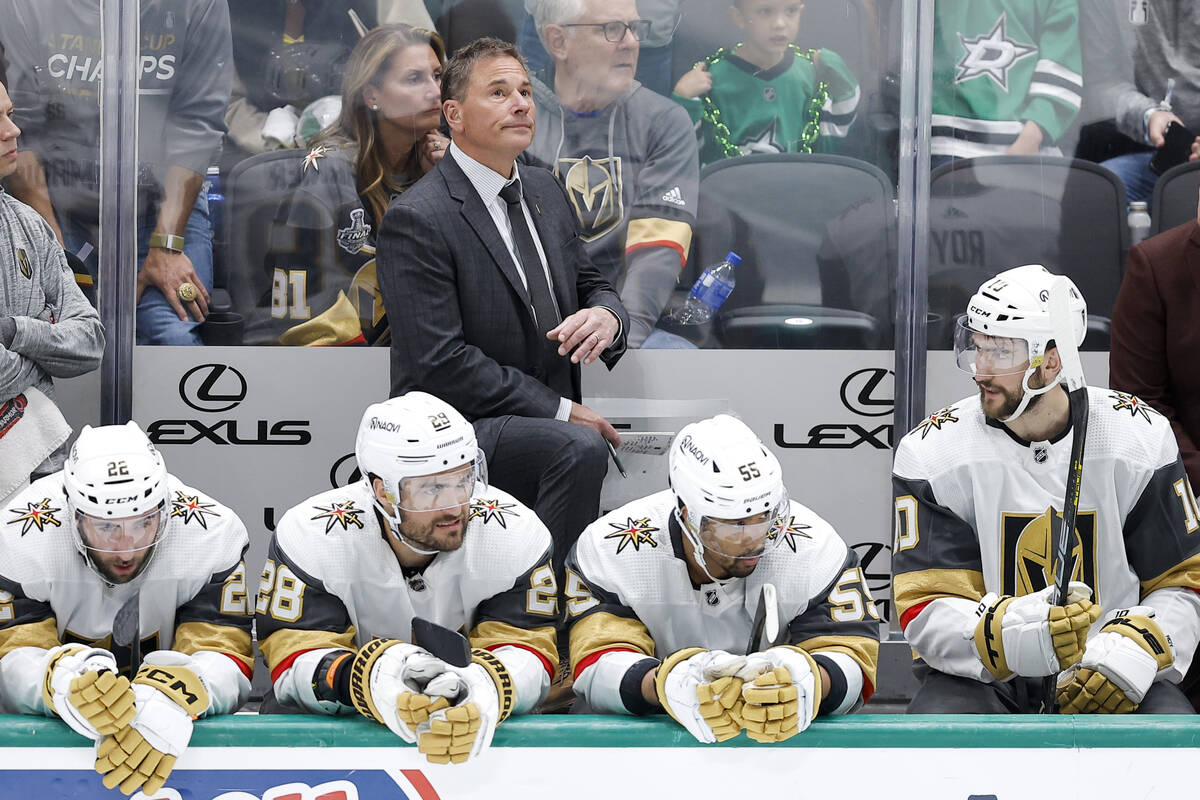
205, 165, 224, 246
1128, 201, 1151, 246
675, 251, 741, 324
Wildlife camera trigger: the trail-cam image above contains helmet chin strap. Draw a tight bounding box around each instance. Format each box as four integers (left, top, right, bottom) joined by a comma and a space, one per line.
675, 506, 725, 585
368, 486, 440, 557
1000, 368, 1063, 423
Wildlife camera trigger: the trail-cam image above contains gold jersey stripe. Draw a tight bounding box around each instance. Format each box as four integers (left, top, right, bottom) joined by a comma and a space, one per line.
279, 291, 366, 347
0, 618, 60, 659
893, 568, 986, 617
259, 626, 357, 671
173, 621, 254, 669
625, 218, 693, 261
1141, 552, 1200, 596
469, 620, 558, 676
568, 611, 655, 675
791, 635, 880, 688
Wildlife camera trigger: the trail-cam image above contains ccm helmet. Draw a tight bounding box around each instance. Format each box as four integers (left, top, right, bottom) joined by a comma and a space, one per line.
354, 392, 484, 552
668, 415, 788, 582
955, 264, 1087, 421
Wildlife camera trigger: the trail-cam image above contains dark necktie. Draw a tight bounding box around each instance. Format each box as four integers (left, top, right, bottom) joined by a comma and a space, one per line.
498, 181, 559, 337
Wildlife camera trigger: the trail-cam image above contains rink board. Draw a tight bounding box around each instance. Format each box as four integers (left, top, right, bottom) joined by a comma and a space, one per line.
2, 714, 1197, 799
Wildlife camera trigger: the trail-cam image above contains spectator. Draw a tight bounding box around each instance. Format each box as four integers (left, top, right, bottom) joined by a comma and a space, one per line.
671, 0, 860, 167
246, 24, 451, 346
528, 0, 698, 348
0, 0, 232, 345
0, 78, 104, 504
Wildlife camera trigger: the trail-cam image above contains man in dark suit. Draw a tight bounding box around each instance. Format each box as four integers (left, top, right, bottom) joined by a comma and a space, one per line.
1110, 193, 1200, 712
376, 37, 629, 567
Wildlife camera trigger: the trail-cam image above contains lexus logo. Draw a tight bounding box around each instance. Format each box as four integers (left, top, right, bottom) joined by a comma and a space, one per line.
330, 452, 362, 488
179, 364, 247, 413
839, 368, 894, 417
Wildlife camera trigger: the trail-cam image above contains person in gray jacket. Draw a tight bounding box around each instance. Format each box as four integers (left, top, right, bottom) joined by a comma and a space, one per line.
0, 78, 104, 495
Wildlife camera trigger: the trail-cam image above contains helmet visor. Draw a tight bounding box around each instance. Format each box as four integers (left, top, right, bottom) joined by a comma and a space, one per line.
76, 504, 165, 554
697, 492, 789, 560
954, 318, 1031, 377
396, 452, 486, 513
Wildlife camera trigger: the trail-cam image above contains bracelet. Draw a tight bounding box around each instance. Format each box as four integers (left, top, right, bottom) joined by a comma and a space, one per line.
148, 232, 185, 253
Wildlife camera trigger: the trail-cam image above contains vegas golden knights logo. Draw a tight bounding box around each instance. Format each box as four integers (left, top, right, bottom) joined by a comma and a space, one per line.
999, 507, 1097, 596
17, 248, 31, 280
558, 155, 624, 242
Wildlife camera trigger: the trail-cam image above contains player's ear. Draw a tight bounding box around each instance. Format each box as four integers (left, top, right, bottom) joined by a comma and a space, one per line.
1043, 344, 1063, 379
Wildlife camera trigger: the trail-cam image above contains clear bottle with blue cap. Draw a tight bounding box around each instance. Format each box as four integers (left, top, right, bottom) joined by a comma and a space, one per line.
675, 251, 741, 324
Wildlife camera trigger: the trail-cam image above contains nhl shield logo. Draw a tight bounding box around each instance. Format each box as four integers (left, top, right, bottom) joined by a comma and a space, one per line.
763, 86, 777, 102
337, 208, 371, 254
17, 248, 31, 280
558, 155, 624, 242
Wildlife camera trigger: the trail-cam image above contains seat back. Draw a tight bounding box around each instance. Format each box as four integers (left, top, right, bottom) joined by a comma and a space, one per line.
1151, 160, 1200, 236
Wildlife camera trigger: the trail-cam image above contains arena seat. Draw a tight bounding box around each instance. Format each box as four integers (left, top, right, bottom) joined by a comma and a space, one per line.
1151, 160, 1200, 236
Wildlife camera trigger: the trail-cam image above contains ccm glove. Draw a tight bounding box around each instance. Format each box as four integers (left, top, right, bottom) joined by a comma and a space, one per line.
1057, 607, 1174, 714
415, 649, 512, 765
41, 644, 135, 739
347, 639, 458, 742
656, 648, 754, 743
740, 646, 821, 743
971, 582, 1100, 681
94, 660, 210, 796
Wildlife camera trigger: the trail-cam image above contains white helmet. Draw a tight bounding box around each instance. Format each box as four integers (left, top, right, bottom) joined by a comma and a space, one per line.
668, 415, 788, 581
955, 264, 1087, 421
64, 422, 170, 578
354, 392, 485, 551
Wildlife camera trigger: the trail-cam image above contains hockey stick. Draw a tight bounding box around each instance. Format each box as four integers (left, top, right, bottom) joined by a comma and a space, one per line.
413, 617, 472, 668
112, 592, 142, 676
746, 583, 779, 654
1042, 277, 1089, 713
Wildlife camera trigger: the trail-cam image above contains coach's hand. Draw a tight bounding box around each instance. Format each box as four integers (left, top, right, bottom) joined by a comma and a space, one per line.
549, 307, 620, 365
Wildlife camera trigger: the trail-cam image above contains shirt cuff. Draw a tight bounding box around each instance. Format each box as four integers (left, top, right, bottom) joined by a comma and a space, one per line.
556, 396, 572, 421
597, 305, 623, 348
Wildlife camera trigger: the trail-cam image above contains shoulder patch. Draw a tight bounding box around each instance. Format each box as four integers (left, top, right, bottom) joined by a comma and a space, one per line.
169, 491, 221, 529
310, 499, 367, 533
469, 497, 520, 528
1108, 391, 1157, 424
7, 498, 63, 534
302, 144, 330, 173
914, 405, 960, 438
767, 514, 812, 553
17, 248, 31, 280
603, 516, 660, 553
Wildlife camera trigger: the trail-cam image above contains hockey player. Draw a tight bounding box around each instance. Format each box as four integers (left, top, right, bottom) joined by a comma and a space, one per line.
567, 415, 879, 742
0, 422, 253, 795
671, 0, 860, 166
893, 264, 1200, 713
257, 392, 558, 764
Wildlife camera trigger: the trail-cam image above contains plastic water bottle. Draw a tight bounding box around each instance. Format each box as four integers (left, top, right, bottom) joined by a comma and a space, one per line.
205, 165, 224, 246
1128, 201, 1151, 246
675, 251, 741, 324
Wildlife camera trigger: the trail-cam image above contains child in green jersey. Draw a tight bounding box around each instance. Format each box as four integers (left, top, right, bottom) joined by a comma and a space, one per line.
671, 0, 859, 166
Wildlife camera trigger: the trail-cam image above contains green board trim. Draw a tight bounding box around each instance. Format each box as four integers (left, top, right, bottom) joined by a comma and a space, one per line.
4, 714, 1200, 749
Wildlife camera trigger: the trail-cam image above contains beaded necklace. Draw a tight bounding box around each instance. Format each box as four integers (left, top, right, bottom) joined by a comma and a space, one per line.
697, 44, 830, 158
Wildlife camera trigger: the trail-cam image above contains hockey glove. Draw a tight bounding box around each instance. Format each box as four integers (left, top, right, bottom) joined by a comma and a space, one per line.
415, 649, 512, 765
739, 646, 821, 743
94, 659, 211, 796
1057, 607, 1174, 714
347, 639, 458, 742
41, 644, 136, 739
655, 648, 753, 743
971, 582, 1100, 681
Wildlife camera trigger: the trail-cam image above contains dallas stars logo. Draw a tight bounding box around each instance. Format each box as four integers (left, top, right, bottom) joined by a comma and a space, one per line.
170, 492, 219, 529
311, 500, 365, 533
956, 13, 1038, 91
1110, 391, 1155, 424
915, 406, 959, 439
8, 498, 63, 534
767, 515, 811, 553
740, 117, 784, 156
469, 498, 518, 528
604, 517, 659, 553
302, 144, 330, 173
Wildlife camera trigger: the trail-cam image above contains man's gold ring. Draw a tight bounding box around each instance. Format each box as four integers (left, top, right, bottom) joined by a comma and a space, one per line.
177, 282, 198, 303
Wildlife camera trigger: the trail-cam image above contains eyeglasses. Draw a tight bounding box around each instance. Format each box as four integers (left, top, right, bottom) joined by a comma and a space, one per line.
561, 19, 652, 43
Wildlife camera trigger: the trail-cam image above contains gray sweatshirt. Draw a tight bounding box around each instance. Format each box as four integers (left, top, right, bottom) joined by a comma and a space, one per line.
1109, 1, 1200, 141
0, 187, 105, 472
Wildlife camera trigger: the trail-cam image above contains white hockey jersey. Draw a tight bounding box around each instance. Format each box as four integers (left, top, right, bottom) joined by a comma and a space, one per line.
0, 474, 253, 717
567, 490, 879, 716
257, 480, 558, 715
893, 387, 1200, 684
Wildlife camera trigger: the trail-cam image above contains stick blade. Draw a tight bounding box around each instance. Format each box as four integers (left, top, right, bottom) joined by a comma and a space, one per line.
412, 617, 472, 668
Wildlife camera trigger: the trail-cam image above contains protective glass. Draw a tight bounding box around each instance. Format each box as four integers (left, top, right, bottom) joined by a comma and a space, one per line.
954, 318, 1031, 377
396, 452, 486, 513
563, 19, 653, 42
697, 492, 789, 560
76, 505, 165, 554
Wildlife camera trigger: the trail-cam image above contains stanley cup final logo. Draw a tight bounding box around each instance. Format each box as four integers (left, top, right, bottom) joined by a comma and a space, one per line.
558, 155, 624, 242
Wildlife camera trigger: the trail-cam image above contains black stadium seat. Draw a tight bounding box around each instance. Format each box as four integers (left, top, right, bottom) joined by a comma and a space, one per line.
1151, 160, 1200, 236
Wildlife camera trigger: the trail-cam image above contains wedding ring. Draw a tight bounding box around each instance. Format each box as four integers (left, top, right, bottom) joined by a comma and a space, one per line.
177, 282, 198, 303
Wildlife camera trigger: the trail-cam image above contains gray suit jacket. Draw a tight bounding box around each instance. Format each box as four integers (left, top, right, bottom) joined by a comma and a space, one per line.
377, 150, 628, 420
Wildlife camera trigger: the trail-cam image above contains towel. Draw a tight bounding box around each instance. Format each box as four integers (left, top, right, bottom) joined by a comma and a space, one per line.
0, 386, 71, 502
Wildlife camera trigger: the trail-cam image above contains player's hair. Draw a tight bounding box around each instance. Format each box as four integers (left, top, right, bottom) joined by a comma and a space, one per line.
529, 0, 588, 35
319, 24, 446, 227
441, 37, 528, 104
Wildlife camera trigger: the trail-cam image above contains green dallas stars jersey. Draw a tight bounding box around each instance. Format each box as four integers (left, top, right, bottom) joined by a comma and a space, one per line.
675, 47, 860, 167
932, 1, 1082, 158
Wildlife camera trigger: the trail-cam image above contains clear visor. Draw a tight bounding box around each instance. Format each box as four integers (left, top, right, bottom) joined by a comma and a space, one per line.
954, 318, 1031, 377
696, 495, 788, 560
396, 453, 486, 513
76, 504, 165, 554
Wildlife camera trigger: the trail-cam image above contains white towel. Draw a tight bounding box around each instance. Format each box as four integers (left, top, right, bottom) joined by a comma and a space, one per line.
0, 387, 71, 501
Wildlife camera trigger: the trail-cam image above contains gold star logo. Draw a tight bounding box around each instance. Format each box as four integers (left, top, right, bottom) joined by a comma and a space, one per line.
1110, 391, 1155, 424
311, 500, 365, 533
767, 515, 811, 553
8, 498, 63, 534
302, 144, 330, 173
169, 491, 219, 529
915, 406, 959, 439
469, 498, 519, 528
604, 517, 659, 553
